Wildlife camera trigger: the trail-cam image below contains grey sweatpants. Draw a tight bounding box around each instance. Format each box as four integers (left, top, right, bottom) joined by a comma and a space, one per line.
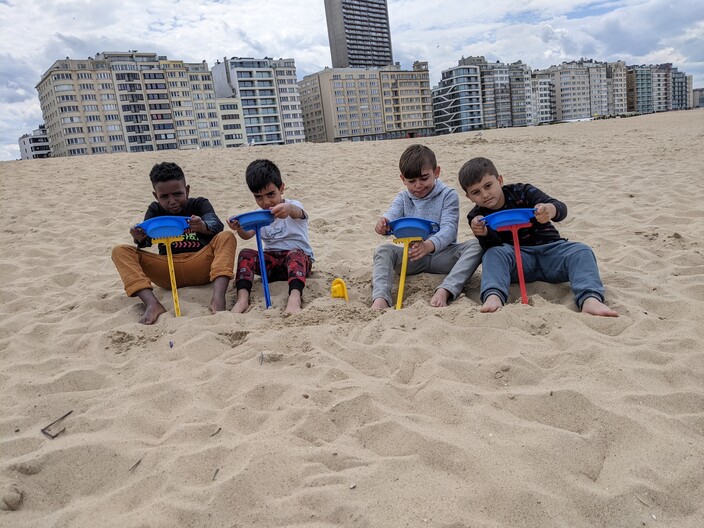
371, 239, 483, 306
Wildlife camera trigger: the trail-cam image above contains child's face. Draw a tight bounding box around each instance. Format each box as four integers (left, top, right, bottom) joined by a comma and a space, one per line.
253, 182, 285, 210
153, 179, 190, 214
400, 164, 440, 199
464, 173, 505, 210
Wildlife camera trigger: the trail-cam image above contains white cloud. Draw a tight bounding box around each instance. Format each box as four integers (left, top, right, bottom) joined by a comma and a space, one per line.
0, 0, 701, 161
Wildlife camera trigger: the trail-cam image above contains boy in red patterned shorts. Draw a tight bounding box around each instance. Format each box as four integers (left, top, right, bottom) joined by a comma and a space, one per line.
227, 159, 314, 314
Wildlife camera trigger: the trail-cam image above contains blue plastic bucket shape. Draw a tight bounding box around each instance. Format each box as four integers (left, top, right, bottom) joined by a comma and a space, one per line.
137, 216, 189, 238
388, 217, 440, 240
232, 209, 275, 231
482, 208, 535, 230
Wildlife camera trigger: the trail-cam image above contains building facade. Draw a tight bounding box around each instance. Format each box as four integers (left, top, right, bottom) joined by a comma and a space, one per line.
299, 62, 433, 142
627, 66, 653, 114
532, 60, 611, 121
36, 51, 227, 157
432, 61, 483, 134
606, 61, 628, 115
18, 124, 52, 159
324, 0, 393, 68
212, 57, 305, 145
530, 73, 556, 125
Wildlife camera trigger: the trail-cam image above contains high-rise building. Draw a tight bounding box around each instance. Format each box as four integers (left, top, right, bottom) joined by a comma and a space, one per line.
212, 57, 305, 145
324, 0, 393, 68
458, 57, 532, 128
36, 51, 227, 157
299, 62, 433, 142
606, 61, 628, 116
531, 73, 556, 125
432, 61, 483, 134
627, 66, 654, 114
18, 124, 52, 159
532, 60, 610, 120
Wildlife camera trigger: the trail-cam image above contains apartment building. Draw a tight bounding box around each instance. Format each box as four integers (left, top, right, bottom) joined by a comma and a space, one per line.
671, 69, 692, 110
299, 62, 433, 142
652, 63, 673, 112
324, 0, 393, 68
627, 66, 654, 114
35, 51, 227, 157
606, 61, 628, 115
458, 57, 531, 129
530, 73, 556, 125
212, 57, 305, 145
18, 124, 52, 159
432, 61, 483, 134
508, 61, 533, 126
532, 60, 611, 120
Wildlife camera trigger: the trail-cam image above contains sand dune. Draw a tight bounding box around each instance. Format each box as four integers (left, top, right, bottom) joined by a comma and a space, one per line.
1, 109, 703, 527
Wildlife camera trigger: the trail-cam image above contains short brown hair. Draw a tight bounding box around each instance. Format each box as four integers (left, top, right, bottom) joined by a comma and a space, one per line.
458, 157, 499, 191
399, 144, 436, 179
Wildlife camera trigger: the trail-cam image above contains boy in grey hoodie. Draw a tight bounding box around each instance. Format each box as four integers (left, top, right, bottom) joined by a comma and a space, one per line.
372, 144, 483, 309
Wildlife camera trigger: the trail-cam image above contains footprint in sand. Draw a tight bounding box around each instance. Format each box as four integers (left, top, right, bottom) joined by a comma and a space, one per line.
0, 483, 23, 511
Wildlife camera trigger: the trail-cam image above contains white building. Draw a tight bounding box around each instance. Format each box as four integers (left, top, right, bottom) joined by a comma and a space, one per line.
212, 57, 305, 145
18, 124, 52, 159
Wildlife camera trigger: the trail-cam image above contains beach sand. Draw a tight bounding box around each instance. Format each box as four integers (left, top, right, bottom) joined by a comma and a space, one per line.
1, 109, 703, 527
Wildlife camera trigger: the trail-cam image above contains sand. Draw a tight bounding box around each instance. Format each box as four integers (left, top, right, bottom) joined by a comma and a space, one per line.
1, 109, 703, 527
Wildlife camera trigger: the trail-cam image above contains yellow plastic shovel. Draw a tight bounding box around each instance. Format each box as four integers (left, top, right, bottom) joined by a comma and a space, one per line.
152, 236, 182, 317
136, 216, 190, 318
393, 236, 423, 310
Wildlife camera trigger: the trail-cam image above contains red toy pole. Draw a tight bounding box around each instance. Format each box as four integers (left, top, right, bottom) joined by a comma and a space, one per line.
498, 223, 532, 304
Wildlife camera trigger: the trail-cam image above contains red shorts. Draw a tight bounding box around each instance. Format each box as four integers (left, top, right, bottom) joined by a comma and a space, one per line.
236, 248, 312, 292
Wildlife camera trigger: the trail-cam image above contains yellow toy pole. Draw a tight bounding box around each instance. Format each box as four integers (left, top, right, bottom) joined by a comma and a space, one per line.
394, 236, 422, 310
153, 236, 182, 317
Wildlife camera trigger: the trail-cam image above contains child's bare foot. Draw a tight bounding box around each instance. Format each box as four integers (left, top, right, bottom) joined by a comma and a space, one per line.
480, 294, 503, 313
581, 297, 619, 317
372, 298, 390, 310
231, 289, 250, 314
210, 276, 230, 313
136, 289, 167, 324
286, 289, 302, 313
429, 288, 451, 307
139, 302, 167, 325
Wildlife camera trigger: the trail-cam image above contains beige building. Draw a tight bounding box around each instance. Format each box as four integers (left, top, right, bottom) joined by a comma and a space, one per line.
36, 51, 229, 157
533, 59, 611, 121
299, 62, 434, 143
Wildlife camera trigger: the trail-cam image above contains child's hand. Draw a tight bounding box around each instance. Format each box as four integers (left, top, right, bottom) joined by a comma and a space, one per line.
130, 225, 147, 242
533, 203, 555, 224
375, 217, 391, 235
227, 216, 255, 239
409, 239, 434, 261
270, 202, 291, 219
226, 216, 241, 231
471, 216, 488, 236
188, 215, 208, 233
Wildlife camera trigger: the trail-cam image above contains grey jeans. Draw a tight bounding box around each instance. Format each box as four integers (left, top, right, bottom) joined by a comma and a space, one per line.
372, 239, 483, 306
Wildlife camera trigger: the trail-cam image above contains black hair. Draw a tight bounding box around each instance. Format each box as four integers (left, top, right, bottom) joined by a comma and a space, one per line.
149, 162, 185, 186
399, 144, 437, 180
458, 157, 500, 191
245, 159, 282, 192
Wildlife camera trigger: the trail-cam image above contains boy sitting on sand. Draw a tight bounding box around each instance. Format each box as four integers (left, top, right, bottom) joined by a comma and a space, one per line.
112, 162, 236, 324
459, 156, 618, 317
227, 159, 314, 314
372, 144, 483, 309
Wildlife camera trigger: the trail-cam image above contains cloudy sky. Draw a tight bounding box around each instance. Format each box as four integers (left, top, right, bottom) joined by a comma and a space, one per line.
1, 0, 702, 161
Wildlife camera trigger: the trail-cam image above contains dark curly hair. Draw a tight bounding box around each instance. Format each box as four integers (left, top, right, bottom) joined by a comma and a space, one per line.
149, 162, 185, 186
